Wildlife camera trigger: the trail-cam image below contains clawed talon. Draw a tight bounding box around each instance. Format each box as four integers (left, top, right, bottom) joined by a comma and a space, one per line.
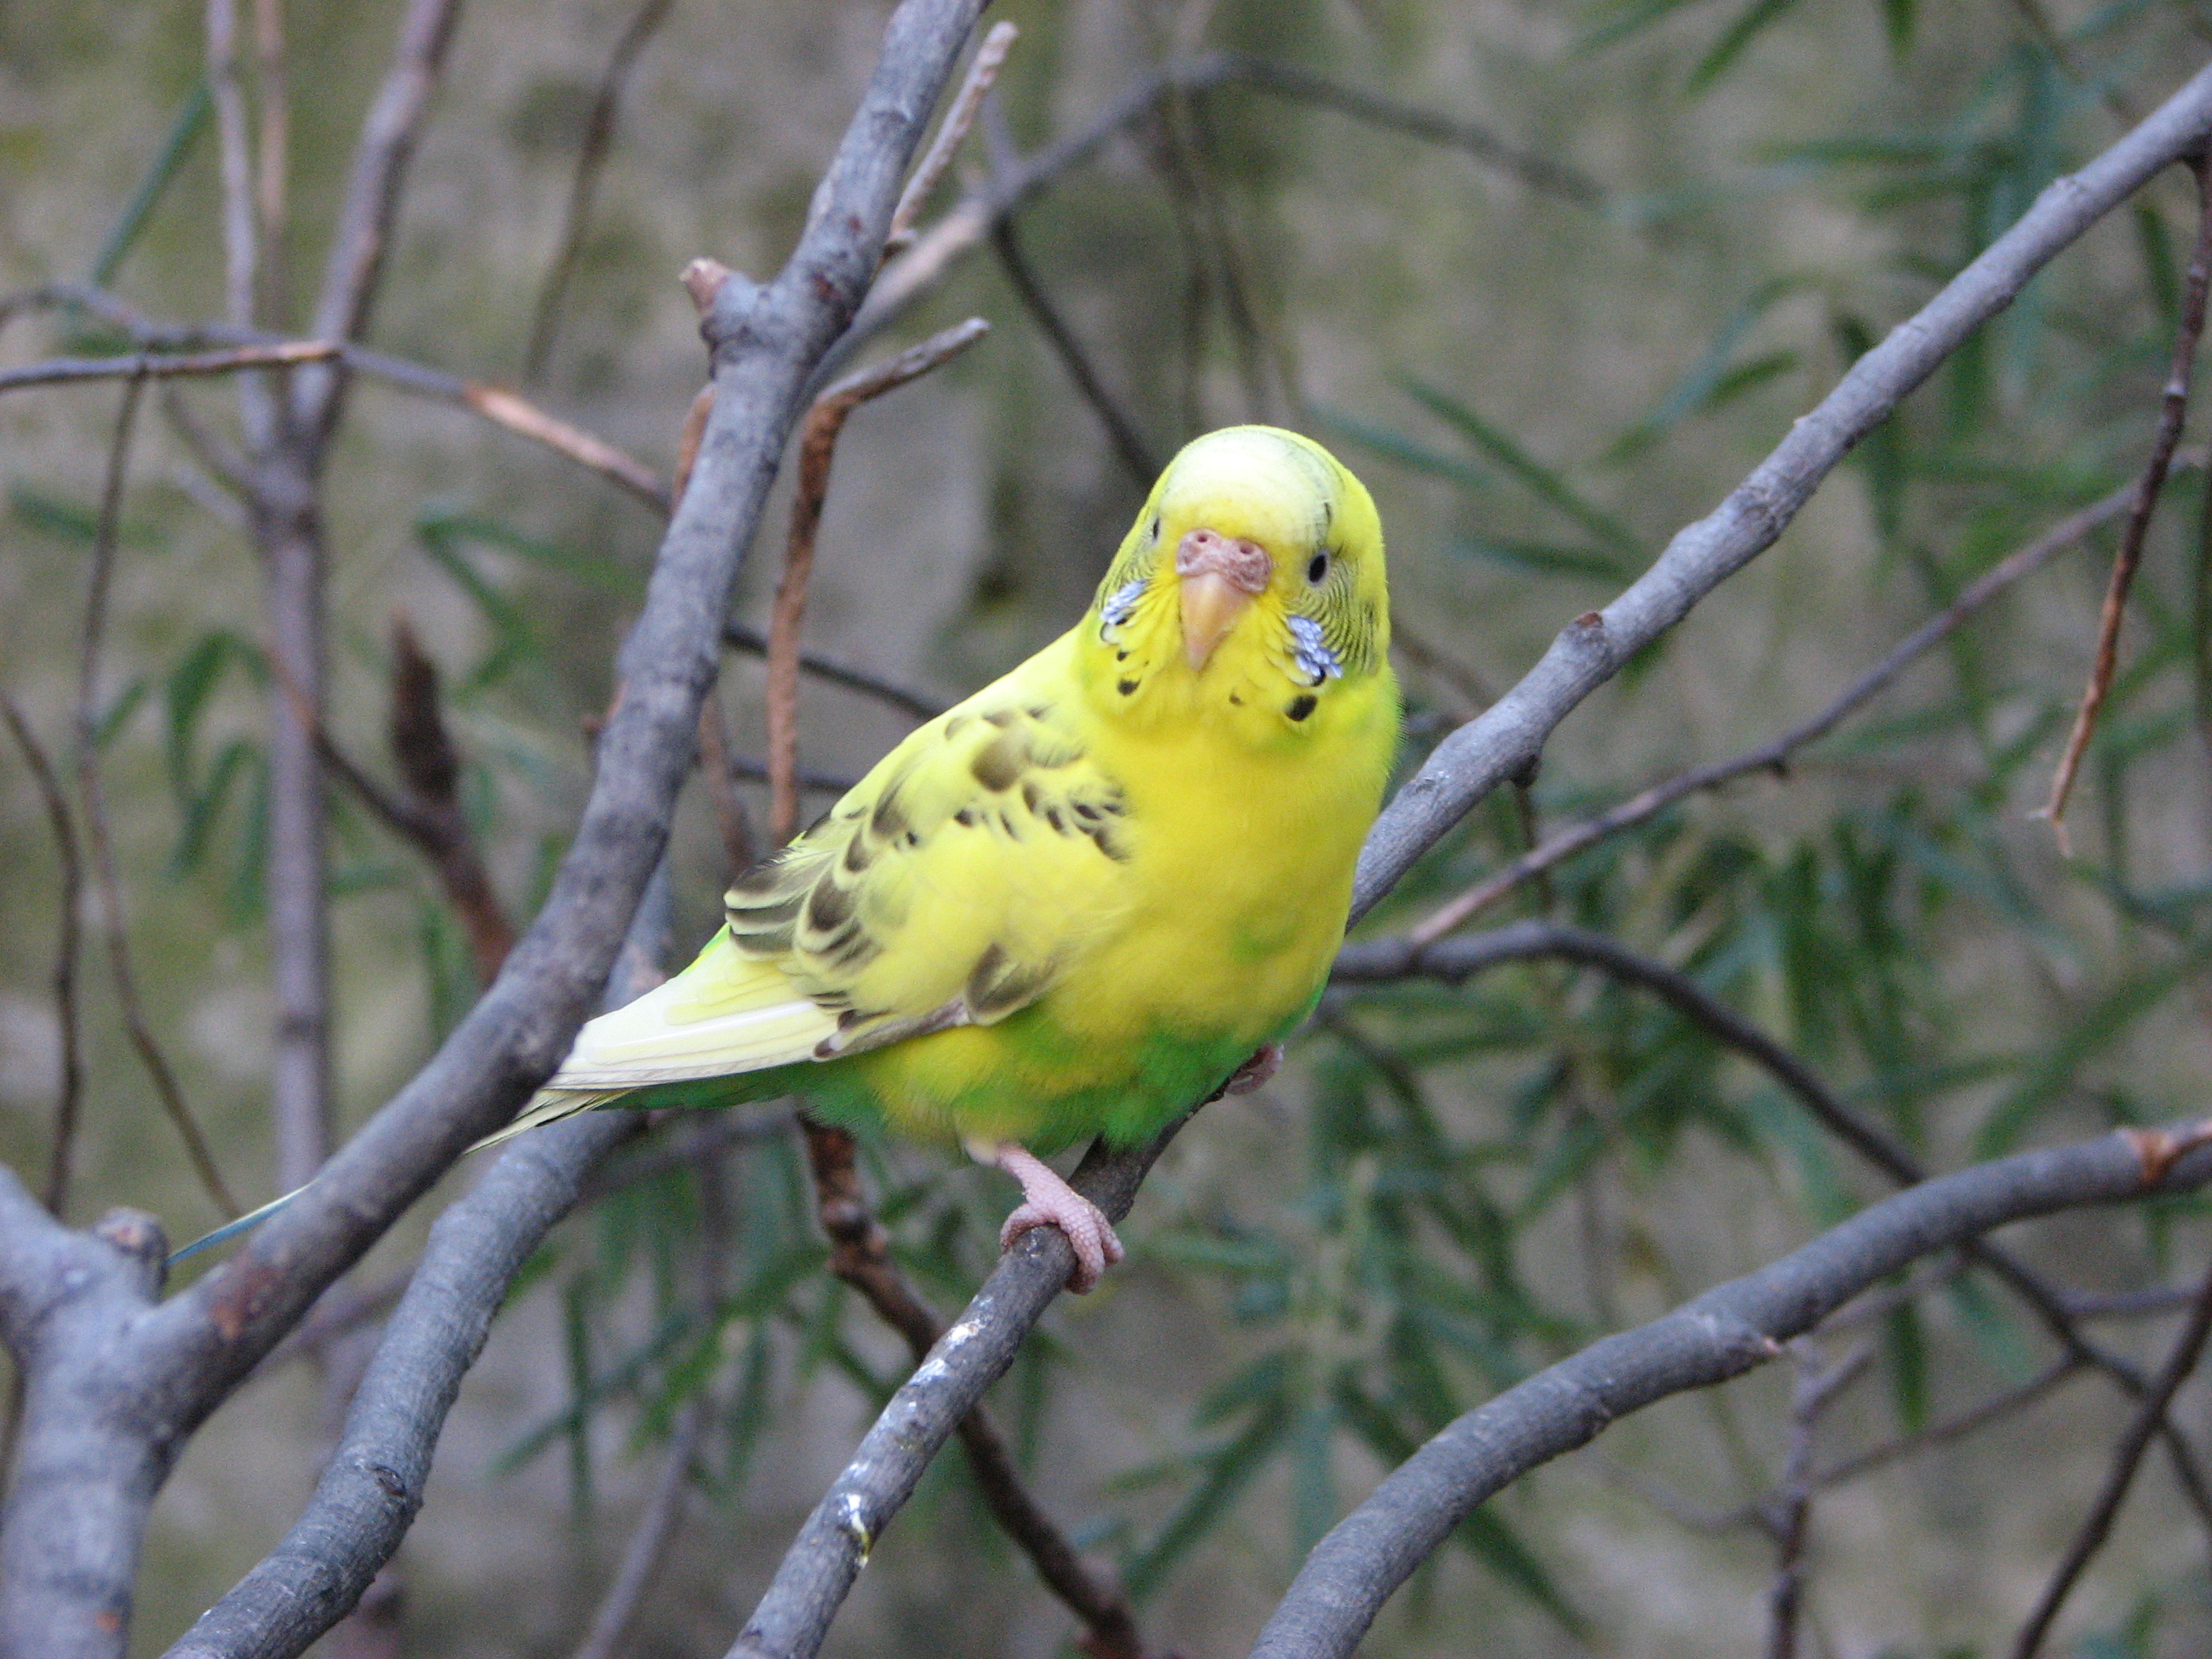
1218, 1042, 1281, 1097
977, 1141, 1126, 1293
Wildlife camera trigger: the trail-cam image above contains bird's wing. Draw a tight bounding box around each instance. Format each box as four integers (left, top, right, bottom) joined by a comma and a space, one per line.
727, 635, 1134, 1054
550, 635, 1133, 1090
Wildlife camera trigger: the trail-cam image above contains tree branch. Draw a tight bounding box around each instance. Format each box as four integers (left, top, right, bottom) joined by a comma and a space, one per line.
1407, 468, 2179, 942
23, 16, 995, 1659
1, 283, 672, 508
1350, 62, 2212, 925
290, 0, 466, 448
0, 340, 342, 394
885, 19, 1018, 254
727, 1122, 1181, 1659
166, 870, 672, 1659
1248, 1126, 2212, 1659
1337, 922, 2212, 1534
797, 1121, 1144, 1659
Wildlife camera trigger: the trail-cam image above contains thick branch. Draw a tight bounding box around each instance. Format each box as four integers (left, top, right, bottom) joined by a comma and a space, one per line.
1408, 470, 2173, 940
1339, 923, 2212, 1525
1248, 1127, 2212, 1659
1350, 62, 2212, 925
797, 1121, 1144, 1659
110, 0, 985, 1526
164, 872, 672, 1659
728, 1123, 1181, 1659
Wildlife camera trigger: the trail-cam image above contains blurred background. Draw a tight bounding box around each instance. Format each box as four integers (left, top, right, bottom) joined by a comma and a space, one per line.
6, 2, 2212, 1654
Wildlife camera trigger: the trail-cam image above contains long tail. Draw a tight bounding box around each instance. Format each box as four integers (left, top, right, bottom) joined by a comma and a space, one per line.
163, 1088, 623, 1270
164, 928, 831, 1270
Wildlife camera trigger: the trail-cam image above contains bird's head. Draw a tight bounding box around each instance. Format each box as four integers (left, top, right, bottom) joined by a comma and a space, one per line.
1082, 426, 1390, 734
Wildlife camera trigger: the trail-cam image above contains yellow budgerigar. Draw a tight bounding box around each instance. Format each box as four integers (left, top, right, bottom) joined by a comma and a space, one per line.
510, 425, 1399, 1289
175, 427, 1398, 1288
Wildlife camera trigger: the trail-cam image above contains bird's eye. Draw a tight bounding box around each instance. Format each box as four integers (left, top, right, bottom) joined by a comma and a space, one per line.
1306, 551, 1330, 585
1149, 515, 1163, 544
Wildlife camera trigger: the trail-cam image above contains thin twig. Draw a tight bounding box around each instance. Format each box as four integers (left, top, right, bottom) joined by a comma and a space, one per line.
2040, 151, 2212, 850
71, 375, 243, 1220
989, 218, 1157, 488
1409, 472, 2176, 944
796, 1119, 1146, 1659
207, 0, 276, 449
0, 284, 669, 505
697, 695, 758, 884
524, 0, 679, 379
1207, 53, 1602, 206
723, 620, 945, 722
1765, 1340, 1873, 1659
766, 317, 988, 842
1, 698, 86, 1219
1390, 617, 1494, 716
252, 0, 289, 327
459, 384, 671, 511
886, 20, 1018, 254
2011, 1263, 2212, 1659
0, 339, 342, 394
291, 0, 467, 447
1814, 1357, 2085, 1491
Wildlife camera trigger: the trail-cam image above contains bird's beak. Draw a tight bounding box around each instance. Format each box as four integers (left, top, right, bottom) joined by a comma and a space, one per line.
1176, 528, 1271, 671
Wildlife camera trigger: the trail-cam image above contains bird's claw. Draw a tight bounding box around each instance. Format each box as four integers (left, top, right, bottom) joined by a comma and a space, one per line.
1218, 1042, 1281, 1097
987, 1142, 1125, 1293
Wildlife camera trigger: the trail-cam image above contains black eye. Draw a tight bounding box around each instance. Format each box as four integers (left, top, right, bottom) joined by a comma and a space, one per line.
1306, 551, 1330, 584
1149, 515, 1163, 544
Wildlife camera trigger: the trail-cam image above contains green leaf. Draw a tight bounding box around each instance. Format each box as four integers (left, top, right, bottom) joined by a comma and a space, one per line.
1399, 379, 1642, 556
1685, 0, 1803, 95
1454, 1509, 1587, 1634
1879, 0, 1915, 58
1577, 0, 1717, 56
1121, 1401, 1294, 1602
1974, 936, 2212, 1157
1309, 406, 1495, 495
1885, 1298, 1928, 1433
1447, 532, 1627, 583
90, 80, 211, 287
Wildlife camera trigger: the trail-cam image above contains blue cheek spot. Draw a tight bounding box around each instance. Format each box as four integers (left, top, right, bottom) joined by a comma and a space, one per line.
1287, 615, 1343, 685
1099, 580, 1147, 641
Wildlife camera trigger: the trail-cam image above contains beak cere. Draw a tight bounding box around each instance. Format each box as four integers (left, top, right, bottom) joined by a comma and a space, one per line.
1176, 528, 1272, 671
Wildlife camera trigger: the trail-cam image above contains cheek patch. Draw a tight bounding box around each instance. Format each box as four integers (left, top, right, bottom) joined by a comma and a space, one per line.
1287, 615, 1343, 686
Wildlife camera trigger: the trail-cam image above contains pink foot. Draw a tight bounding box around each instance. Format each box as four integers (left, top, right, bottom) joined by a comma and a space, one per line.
1216, 1042, 1282, 1098
982, 1142, 1125, 1293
